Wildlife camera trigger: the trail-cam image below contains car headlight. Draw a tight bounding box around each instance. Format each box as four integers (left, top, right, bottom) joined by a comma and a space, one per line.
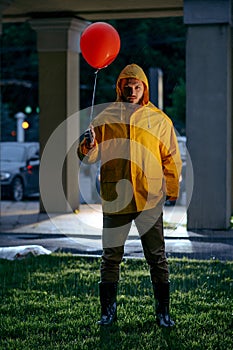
0, 172, 11, 181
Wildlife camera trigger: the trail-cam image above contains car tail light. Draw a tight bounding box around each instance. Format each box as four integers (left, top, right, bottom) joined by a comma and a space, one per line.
27, 165, 33, 174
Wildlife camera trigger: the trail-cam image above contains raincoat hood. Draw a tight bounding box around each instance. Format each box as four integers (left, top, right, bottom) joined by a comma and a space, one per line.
116, 64, 149, 105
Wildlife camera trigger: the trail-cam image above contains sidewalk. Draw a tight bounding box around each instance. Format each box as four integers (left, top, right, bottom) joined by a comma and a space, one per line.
1, 200, 233, 260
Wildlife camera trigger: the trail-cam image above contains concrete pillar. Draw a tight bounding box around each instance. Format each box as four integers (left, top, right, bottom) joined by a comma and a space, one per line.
31, 17, 89, 212
148, 68, 164, 110
184, 0, 232, 229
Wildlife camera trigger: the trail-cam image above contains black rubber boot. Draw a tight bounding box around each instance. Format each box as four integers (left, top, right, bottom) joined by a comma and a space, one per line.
97, 282, 118, 326
152, 282, 175, 327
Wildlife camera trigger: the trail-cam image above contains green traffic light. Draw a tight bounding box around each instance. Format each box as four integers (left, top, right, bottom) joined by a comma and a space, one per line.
25, 106, 32, 114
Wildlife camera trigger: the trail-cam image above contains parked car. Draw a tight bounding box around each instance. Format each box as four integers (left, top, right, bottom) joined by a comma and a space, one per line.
177, 136, 187, 205
0, 142, 40, 201
165, 136, 187, 206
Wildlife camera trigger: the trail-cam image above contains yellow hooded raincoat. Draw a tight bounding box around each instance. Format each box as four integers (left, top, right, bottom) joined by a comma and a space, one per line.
78, 64, 182, 215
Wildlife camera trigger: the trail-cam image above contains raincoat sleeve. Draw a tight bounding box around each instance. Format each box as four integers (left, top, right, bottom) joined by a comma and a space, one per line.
160, 120, 182, 198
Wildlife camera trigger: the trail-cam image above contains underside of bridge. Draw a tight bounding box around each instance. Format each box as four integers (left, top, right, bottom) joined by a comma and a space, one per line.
1, 1, 183, 21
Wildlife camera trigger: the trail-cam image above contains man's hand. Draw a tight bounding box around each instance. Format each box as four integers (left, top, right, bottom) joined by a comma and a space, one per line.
166, 196, 177, 202
84, 125, 96, 149
165, 196, 177, 207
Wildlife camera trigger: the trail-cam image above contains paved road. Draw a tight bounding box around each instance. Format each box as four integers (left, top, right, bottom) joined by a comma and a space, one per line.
1, 200, 233, 260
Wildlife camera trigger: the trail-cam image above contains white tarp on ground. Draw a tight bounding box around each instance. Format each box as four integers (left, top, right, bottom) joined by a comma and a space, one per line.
0, 245, 52, 260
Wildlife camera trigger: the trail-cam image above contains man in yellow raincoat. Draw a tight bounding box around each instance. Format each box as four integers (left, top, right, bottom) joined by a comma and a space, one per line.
78, 64, 182, 327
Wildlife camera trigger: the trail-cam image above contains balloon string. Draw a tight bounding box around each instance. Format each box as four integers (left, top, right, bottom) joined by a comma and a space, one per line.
90, 69, 99, 123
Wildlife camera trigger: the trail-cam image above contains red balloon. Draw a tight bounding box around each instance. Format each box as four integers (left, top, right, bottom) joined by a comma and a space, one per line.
80, 22, 120, 69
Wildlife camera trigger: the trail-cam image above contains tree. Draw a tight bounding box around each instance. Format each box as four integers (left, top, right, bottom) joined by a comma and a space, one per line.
165, 77, 186, 135
1, 22, 38, 140
1, 22, 38, 114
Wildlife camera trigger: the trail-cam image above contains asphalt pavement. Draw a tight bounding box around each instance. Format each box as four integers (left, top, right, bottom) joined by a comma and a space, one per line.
1, 199, 233, 260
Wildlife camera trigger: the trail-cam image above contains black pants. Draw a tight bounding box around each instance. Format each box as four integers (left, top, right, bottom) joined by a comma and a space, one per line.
100, 208, 169, 284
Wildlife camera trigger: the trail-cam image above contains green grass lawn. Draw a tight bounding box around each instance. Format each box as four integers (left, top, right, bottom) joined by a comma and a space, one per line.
0, 254, 232, 350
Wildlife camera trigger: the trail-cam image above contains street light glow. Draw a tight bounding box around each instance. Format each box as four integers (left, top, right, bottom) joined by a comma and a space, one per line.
22, 121, 29, 129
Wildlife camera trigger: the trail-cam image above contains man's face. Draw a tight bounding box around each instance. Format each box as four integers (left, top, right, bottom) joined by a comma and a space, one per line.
120, 78, 145, 105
